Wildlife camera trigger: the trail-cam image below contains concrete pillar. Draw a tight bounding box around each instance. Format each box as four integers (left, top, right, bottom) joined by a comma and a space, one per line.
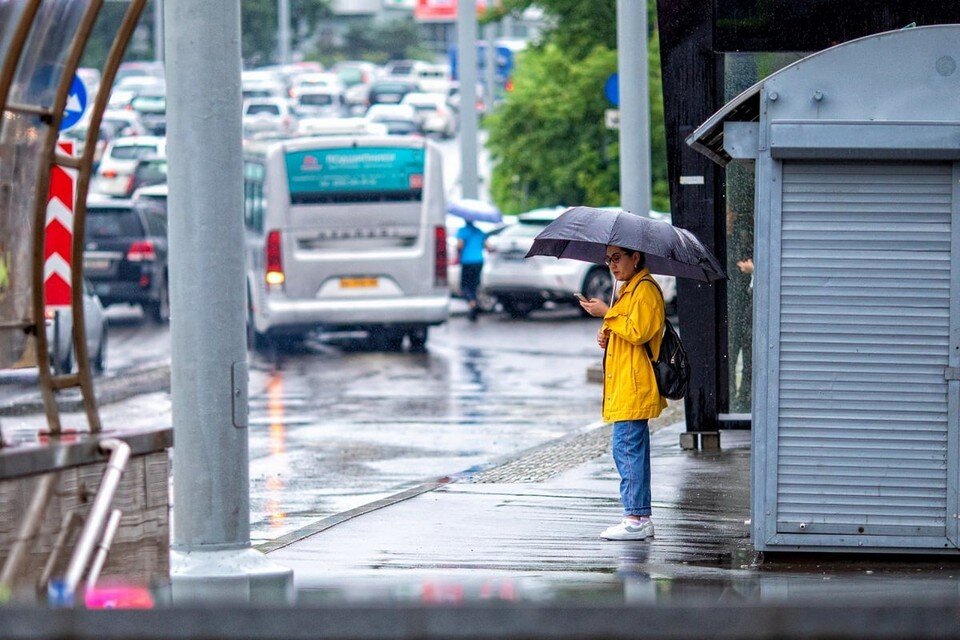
165, 0, 292, 603
617, 0, 651, 216
457, 0, 479, 199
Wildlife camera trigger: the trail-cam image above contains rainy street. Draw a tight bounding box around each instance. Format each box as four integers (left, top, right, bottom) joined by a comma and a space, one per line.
0, 304, 608, 546
243, 307, 608, 544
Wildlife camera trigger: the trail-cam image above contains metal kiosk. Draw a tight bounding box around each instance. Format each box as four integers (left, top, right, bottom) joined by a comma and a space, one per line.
688, 25, 960, 553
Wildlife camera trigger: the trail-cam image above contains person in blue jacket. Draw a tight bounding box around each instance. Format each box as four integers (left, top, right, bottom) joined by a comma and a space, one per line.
456, 221, 488, 322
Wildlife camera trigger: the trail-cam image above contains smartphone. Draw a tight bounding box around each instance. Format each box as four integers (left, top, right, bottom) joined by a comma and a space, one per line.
574, 293, 588, 302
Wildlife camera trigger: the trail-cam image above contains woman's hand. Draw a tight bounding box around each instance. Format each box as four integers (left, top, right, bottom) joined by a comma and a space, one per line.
579, 298, 609, 318
597, 328, 610, 349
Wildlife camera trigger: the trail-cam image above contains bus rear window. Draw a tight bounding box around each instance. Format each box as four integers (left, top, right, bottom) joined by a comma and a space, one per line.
285, 146, 425, 204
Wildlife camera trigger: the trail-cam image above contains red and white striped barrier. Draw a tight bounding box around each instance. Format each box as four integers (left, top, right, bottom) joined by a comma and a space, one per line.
44, 140, 76, 308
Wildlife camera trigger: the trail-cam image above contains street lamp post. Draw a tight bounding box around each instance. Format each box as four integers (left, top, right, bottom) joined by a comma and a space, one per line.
617, 0, 651, 216
165, 0, 292, 603
457, 0, 479, 199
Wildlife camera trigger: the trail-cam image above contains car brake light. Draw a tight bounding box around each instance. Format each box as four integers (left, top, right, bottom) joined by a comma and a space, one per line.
102, 169, 118, 179
265, 230, 285, 286
434, 226, 447, 287
126, 240, 156, 262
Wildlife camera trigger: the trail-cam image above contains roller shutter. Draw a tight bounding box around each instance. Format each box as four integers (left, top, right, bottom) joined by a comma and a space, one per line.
775, 161, 954, 541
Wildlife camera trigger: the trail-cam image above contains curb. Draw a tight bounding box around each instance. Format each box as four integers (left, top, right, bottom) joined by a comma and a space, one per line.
0, 365, 170, 416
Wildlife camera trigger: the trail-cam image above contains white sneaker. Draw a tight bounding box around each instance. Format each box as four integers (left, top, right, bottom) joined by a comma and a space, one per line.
600, 518, 654, 541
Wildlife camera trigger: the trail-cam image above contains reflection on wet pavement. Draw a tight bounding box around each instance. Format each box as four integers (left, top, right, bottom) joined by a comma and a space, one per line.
273, 424, 960, 606
246, 313, 603, 545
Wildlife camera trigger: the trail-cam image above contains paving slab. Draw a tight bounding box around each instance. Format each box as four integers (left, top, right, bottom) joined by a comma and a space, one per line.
268, 423, 960, 605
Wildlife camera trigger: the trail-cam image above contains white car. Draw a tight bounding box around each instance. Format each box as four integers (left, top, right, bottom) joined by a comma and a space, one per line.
242, 79, 287, 101
93, 135, 165, 197
46, 279, 108, 375
364, 103, 421, 136
413, 63, 451, 95
296, 117, 387, 137
401, 92, 456, 138
242, 98, 297, 138
482, 207, 677, 318
294, 88, 344, 118
290, 72, 344, 98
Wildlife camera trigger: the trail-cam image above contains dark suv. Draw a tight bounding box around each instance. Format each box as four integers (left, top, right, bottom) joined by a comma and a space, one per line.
83, 195, 170, 322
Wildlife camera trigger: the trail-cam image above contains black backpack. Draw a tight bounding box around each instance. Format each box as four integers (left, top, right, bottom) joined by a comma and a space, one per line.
642, 277, 690, 400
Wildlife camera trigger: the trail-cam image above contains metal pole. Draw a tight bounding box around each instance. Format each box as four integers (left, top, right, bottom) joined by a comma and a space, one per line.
153, 0, 163, 64
84, 509, 122, 592
483, 22, 497, 115
457, 0, 478, 199
278, 0, 291, 65
63, 439, 130, 597
616, 0, 650, 216
165, 0, 291, 602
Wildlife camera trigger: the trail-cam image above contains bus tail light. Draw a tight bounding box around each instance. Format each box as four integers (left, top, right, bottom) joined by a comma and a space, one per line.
265, 230, 285, 286
434, 226, 447, 287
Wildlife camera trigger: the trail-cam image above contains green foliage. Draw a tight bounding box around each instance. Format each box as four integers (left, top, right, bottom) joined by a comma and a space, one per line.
487, 45, 620, 214
335, 18, 431, 64
485, 0, 671, 214
80, 1, 333, 69
242, 0, 333, 66
486, 0, 617, 54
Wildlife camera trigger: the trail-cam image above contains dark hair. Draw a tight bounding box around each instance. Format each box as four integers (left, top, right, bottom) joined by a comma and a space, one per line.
616, 247, 645, 269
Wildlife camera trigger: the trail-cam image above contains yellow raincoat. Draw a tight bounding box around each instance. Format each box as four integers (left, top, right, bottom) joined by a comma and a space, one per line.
601, 268, 666, 422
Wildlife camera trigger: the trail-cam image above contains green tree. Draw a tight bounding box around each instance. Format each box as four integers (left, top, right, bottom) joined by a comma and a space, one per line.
484, 0, 670, 213
338, 18, 431, 65
241, 0, 333, 66
487, 44, 619, 213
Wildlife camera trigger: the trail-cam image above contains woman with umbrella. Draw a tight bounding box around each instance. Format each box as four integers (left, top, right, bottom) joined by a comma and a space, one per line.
526, 206, 726, 541
448, 198, 501, 322
580, 246, 665, 541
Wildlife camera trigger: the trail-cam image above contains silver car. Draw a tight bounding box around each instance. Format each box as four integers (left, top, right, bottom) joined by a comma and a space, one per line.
46, 280, 108, 375
483, 208, 677, 318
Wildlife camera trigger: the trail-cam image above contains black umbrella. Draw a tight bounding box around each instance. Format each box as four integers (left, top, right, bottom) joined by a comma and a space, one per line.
525, 206, 726, 282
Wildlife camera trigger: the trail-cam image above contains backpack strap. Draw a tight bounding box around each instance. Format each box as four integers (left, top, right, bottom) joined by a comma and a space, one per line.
639, 274, 666, 361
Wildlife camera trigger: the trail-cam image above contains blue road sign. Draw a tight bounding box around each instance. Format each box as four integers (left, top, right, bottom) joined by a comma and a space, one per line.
604, 73, 619, 107
61, 74, 87, 131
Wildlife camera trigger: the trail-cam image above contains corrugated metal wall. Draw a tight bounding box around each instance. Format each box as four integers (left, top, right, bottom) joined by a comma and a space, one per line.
776, 161, 952, 539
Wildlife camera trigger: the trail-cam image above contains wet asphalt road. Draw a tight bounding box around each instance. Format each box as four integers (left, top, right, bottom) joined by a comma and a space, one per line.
244, 305, 603, 544
0, 302, 607, 545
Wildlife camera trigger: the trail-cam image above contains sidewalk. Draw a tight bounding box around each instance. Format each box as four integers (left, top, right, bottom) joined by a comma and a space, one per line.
264, 421, 960, 606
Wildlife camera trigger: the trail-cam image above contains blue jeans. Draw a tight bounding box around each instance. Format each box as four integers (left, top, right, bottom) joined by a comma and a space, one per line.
612, 420, 651, 517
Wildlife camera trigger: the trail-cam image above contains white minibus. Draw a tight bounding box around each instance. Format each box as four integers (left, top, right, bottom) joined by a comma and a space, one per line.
243, 135, 449, 350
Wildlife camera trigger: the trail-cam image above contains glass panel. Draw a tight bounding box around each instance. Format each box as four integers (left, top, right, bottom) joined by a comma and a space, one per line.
9, 0, 86, 110
0, 112, 49, 366
0, 1, 28, 74
723, 52, 806, 413
0, 0, 85, 367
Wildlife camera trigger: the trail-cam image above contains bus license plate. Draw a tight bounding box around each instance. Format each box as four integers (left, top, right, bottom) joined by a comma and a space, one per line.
340, 277, 378, 289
